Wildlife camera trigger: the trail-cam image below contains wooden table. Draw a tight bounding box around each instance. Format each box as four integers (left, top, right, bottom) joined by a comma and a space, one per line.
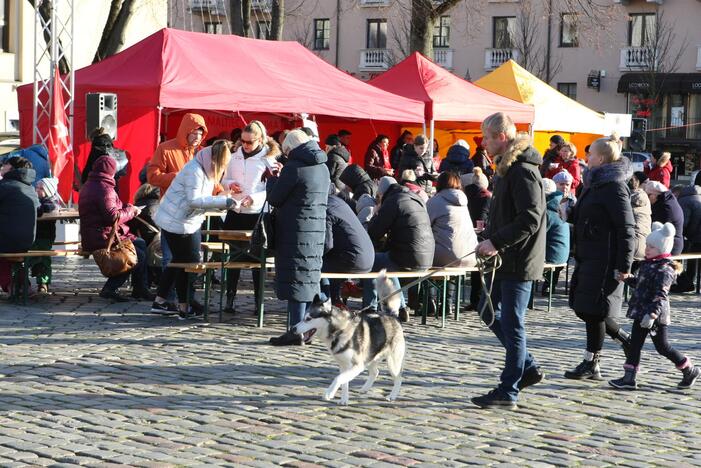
37, 209, 80, 222
199, 229, 266, 326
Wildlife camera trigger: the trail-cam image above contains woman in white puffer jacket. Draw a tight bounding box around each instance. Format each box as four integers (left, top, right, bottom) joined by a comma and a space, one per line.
152, 140, 234, 318
220, 121, 282, 314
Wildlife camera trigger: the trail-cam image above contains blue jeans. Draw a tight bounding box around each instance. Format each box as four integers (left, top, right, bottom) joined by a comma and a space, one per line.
288, 300, 310, 328
361, 252, 406, 310
104, 237, 148, 293
477, 278, 537, 401
160, 234, 176, 301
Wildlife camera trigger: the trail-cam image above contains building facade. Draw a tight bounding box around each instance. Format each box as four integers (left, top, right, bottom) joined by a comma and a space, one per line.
0, 0, 167, 136
172, 0, 701, 173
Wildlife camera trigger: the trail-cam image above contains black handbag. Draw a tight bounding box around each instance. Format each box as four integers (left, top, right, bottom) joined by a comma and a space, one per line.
249, 202, 276, 257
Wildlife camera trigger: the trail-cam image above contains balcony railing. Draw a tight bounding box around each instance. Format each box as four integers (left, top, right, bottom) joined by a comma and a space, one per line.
697, 46, 701, 71
484, 48, 517, 70
620, 47, 655, 70
190, 0, 225, 14
360, 49, 390, 71
359, 0, 390, 6
251, 0, 272, 9
432, 48, 454, 69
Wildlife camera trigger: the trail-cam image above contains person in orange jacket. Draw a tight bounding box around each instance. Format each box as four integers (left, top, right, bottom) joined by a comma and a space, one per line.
146, 113, 208, 309
147, 113, 208, 195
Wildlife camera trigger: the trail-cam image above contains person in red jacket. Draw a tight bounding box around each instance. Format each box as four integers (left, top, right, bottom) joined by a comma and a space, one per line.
644, 150, 673, 188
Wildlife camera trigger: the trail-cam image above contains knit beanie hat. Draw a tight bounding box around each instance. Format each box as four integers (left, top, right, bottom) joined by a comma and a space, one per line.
646, 221, 676, 255
542, 178, 557, 195
282, 129, 311, 154
552, 170, 573, 184
325, 134, 341, 146
471, 167, 489, 190
378, 176, 397, 196
454, 139, 470, 151
39, 177, 59, 198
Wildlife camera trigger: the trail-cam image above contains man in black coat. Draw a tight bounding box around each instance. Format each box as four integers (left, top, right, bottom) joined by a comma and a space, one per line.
364, 176, 435, 322
645, 181, 684, 255
472, 112, 546, 410
398, 135, 437, 193
339, 164, 377, 211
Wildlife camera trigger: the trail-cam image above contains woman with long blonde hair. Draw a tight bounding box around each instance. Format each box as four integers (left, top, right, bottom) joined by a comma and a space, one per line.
153, 140, 235, 319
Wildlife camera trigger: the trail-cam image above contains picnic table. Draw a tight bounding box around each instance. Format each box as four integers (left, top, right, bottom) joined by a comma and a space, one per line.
37, 209, 80, 222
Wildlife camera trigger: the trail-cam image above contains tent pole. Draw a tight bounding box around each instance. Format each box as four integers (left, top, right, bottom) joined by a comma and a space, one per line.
156, 106, 163, 148
422, 121, 426, 136
430, 119, 435, 159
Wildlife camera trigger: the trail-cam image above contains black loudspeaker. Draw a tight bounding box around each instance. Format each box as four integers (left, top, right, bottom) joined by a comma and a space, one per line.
86, 93, 118, 140
629, 117, 647, 152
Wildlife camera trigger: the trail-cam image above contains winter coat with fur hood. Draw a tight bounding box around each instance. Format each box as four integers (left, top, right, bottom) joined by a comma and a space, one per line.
0, 167, 39, 253
147, 113, 208, 195
16, 145, 50, 187
267, 141, 330, 302
677, 185, 701, 244
221, 137, 281, 215
484, 134, 546, 281
650, 191, 684, 255
630, 187, 652, 261
79, 156, 136, 252
368, 183, 435, 270
569, 157, 635, 320
426, 188, 477, 267
153, 149, 231, 235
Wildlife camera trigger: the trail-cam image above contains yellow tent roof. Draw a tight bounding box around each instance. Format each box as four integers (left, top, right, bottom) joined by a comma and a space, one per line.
475, 60, 606, 135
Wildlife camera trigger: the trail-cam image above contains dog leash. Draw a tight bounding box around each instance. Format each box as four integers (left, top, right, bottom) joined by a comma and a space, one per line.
358, 249, 501, 325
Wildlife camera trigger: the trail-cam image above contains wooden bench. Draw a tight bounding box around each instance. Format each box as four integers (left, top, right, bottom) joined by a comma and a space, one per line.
0, 250, 65, 304
167, 260, 274, 324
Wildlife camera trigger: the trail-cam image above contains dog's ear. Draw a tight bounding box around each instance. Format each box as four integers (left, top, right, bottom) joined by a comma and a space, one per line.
312, 294, 326, 307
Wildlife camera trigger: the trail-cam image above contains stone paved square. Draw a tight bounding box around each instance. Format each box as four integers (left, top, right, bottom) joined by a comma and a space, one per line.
0, 256, 699, 466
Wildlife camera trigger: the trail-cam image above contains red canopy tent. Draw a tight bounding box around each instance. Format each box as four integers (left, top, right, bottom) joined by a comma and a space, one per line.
17, 28, 424, 201
369, 52, 535, 125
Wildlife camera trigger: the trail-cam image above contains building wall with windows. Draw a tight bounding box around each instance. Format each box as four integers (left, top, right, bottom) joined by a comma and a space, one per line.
0, 0, 166, 135
171, 0, 701, 169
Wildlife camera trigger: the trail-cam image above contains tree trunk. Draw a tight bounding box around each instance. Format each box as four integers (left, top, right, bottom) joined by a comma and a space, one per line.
242, 0, 251, 37
409, 0, 434, 56
230, 0, 244, 35
93, 0, 122, 63
270, 0, 284, 41
27, 0, 70, 73
93, 0, 136, 62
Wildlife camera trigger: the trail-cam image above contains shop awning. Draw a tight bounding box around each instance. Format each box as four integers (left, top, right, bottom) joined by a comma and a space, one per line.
618, 72, 701, 94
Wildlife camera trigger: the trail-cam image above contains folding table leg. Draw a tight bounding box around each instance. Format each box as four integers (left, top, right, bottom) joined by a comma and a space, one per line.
547, 268, 554, 313
257, 249, 266, 328
22, 257, 29, 306
441, 277, 447, 328
203, 268, 211, 322
454, 275, 462, 321
421, 280, 428, 325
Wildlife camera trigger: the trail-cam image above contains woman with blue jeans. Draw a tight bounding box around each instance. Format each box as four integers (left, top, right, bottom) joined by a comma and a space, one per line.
268, 130, 330, 346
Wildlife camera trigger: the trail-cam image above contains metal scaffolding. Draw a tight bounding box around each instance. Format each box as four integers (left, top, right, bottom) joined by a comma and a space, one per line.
32, 0, 74, 149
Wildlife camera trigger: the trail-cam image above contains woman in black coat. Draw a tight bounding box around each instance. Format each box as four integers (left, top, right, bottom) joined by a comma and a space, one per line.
321, 193, 375, 305
565, 136, 636, 380
268, 130, 330, 346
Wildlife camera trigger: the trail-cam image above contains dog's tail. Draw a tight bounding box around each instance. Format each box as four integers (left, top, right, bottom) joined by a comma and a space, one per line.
377, 269, 401, 316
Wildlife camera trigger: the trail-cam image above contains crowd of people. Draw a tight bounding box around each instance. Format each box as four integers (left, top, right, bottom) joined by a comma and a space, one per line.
1, 109, 700, 404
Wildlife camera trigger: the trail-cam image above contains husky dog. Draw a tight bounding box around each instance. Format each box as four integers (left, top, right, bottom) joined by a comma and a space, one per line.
291, 270, 406, 405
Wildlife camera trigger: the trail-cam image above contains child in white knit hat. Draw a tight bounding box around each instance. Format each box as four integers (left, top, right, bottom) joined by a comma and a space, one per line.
610, 222, 700, 390
28, 177, 62, 293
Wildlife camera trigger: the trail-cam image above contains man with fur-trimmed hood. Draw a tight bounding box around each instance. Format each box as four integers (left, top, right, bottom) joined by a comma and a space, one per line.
472, 112, 546, 410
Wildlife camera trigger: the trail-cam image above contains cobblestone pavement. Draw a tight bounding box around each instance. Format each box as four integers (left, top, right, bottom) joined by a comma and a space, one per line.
0, 256, 700, 467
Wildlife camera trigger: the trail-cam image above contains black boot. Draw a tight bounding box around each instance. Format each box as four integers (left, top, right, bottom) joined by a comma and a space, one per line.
678, 361, 700, 389
564, 351, 603, 380
224, 294, 236, 315
609, 365, 638, 390
614, 329, 632, 362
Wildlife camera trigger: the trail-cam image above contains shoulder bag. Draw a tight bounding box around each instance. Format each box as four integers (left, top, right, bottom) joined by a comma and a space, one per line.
93, 216, 138, 277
